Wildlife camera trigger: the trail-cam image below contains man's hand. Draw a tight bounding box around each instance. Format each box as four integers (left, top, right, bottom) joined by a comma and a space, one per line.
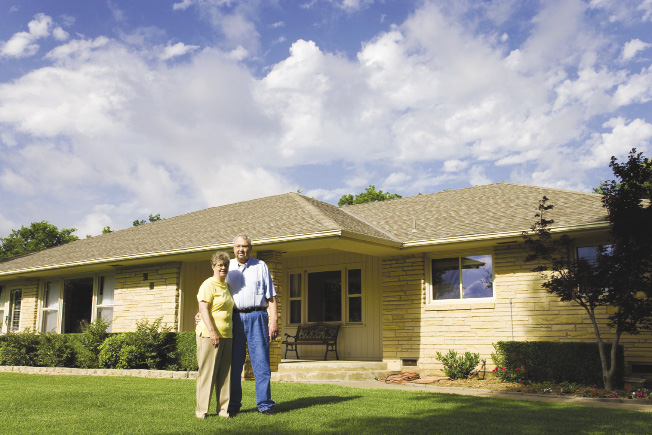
268, 297, 278, 340
194, 312, 201, 325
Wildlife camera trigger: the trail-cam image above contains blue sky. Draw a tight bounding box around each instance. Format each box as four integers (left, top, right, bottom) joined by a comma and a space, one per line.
0, 0, 651, 237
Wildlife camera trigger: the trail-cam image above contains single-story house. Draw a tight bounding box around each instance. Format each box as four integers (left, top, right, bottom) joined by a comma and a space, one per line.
1, 183, 650, 377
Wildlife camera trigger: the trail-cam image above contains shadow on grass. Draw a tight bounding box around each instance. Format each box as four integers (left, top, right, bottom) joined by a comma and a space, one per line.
321, 392, 652, 435
238, 394, 362, 414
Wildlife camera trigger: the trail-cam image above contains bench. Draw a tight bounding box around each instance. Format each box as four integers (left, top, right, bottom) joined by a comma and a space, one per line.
282, 323, 340, 360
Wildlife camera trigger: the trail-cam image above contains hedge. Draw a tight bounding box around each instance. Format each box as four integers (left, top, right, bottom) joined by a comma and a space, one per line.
0, 318, 198, 371
492, 341, 625, 387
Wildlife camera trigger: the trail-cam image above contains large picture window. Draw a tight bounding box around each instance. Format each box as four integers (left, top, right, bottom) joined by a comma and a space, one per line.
430, 255, 493, 301
287, 267, 363, 325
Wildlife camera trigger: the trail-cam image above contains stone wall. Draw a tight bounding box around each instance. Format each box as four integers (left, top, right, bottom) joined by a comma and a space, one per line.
381, 244, 652, 376
112, 262, 181, 332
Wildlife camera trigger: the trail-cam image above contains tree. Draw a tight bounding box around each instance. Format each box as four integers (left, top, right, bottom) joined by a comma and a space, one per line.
133, 213, 162, 226
523, 149, 652, 390
102, 226, 113, 234
338, 185, 402, 206
0, 221, 79, 259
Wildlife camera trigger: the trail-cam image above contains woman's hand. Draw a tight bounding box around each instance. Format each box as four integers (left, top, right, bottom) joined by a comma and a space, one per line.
209, 330, 219, 347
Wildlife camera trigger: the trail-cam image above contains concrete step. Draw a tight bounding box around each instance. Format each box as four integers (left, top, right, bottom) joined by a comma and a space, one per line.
272, 360, 399, 382
272, 370, 398, 382
276, 360, 389, 373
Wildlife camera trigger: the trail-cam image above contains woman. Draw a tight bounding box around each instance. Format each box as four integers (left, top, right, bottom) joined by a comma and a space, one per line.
196, 251, 234, 419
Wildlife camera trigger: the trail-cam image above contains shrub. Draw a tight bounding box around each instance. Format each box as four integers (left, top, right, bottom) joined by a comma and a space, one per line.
99, 334, 129, 369
73, 317, 111, 368
132, 317, 176, 370
37, 332, 74, 367
491, 341, 625, 387
0, 329, 39, 366
176, 332, 198, 371
435, 349, 480, 380
98, 318, 177, 370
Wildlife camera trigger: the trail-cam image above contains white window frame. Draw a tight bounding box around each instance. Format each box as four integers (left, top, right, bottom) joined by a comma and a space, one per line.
37, 274, 115, 333
0, 285, 8, 333
8, 288, 22, 332
427, 252, 495, 305
40, 280, 62, 333
286, 263, 364, 326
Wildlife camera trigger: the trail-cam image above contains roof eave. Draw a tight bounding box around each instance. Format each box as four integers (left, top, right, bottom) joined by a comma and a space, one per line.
402, 221, 610, 248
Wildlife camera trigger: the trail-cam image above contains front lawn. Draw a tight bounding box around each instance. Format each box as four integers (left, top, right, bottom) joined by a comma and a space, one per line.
1, 373, 651, 434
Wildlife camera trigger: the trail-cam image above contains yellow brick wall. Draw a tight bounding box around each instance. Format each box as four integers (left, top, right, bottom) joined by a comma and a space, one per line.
112, 262, 181, 332
382, 244, 652, 376
256, 250, 282, 373
9, 280, 39, 332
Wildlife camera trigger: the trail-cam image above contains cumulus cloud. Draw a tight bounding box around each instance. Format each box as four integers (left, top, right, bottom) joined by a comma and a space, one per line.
1, 1, 652, 234
0, 13, 53, 58
160, 41, 200, 60
582, 117, 652, 168
622, 38, 651, 61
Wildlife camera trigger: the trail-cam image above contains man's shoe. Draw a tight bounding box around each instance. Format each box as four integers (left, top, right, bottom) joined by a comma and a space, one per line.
228, 411, 238, 418
260, 409, 275, 415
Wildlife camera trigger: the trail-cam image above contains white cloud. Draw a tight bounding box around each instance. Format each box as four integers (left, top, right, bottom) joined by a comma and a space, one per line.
52, 27, 69, 41
582, 117, 652, 168
443, 160, 468, 173
0, 13, 53, 58
622, 38, 651, 61
336, 0, 375, 12
161, 42, 200, 60
613, 65, 652, 106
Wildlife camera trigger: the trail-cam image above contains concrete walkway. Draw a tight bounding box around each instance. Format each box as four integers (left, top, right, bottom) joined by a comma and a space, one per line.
2, 365, 650, 412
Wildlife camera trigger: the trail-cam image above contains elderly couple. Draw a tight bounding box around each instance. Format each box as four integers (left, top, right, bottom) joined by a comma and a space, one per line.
195, 234, 277, 419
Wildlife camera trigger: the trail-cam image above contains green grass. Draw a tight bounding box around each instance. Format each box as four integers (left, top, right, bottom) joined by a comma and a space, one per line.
2, 373, 651, 434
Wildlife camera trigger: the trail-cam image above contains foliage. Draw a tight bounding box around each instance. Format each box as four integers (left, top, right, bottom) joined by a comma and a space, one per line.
491, 341, 624, 386
522, 149, 652, 390
98, 334, 128, 368
102, 226, 113, 234
133, 213, 162, 226
0, 221, 78, 259
0, 329, 39, 366
176, 331, 198, 371
338, 185, 402, 206
36, 332, 74, 367
492, 365, 528, 383
73, 317, 112, 368
435, 349, 480, 380
98, 318, 176, 370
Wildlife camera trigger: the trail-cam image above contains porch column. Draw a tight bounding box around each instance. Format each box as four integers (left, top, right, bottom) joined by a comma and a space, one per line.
257, 250, 283, 373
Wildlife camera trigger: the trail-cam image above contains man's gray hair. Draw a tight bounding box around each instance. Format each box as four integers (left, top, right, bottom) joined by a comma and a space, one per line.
233, 234, 252, 246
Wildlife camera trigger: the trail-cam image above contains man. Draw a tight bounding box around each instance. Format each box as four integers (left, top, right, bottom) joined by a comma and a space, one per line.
199, 234, 277, 416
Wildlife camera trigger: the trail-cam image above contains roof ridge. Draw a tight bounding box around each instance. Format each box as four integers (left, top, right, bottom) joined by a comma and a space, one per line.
338, 204, 402, 242
287, 193, 344, 229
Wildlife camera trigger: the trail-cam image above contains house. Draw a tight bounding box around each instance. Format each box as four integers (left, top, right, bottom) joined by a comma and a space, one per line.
1, 183, 650, 377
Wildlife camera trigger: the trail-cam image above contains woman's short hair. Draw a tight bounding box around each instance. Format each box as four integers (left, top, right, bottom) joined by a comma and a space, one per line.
211, 251, 231, 267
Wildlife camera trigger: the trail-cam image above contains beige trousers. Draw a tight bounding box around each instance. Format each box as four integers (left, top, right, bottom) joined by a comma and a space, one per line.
196, 335, 232, 418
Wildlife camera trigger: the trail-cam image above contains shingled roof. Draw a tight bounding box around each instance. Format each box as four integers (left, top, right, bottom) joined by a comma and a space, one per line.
0, 183, 608, 276
345, 183, 608, 243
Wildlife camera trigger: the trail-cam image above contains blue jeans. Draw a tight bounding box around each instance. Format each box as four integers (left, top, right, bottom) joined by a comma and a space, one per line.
229, 310, 275, 413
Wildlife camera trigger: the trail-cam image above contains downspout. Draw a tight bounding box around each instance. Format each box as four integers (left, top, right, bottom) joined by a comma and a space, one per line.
510, 298, 514, 340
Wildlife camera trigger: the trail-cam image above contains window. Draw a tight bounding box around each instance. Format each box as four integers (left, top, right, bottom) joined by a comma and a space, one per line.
288, 273, 302, 324
38, 274, 114, 333
577, 245, 612, 266
41, 281, 61, 332
0, 286, 4, 333
430, 255, 493, 301
347, 269, 362, 323
287, 267, 363, 325
9, 289, 22, 332
96, 275, 115, 332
